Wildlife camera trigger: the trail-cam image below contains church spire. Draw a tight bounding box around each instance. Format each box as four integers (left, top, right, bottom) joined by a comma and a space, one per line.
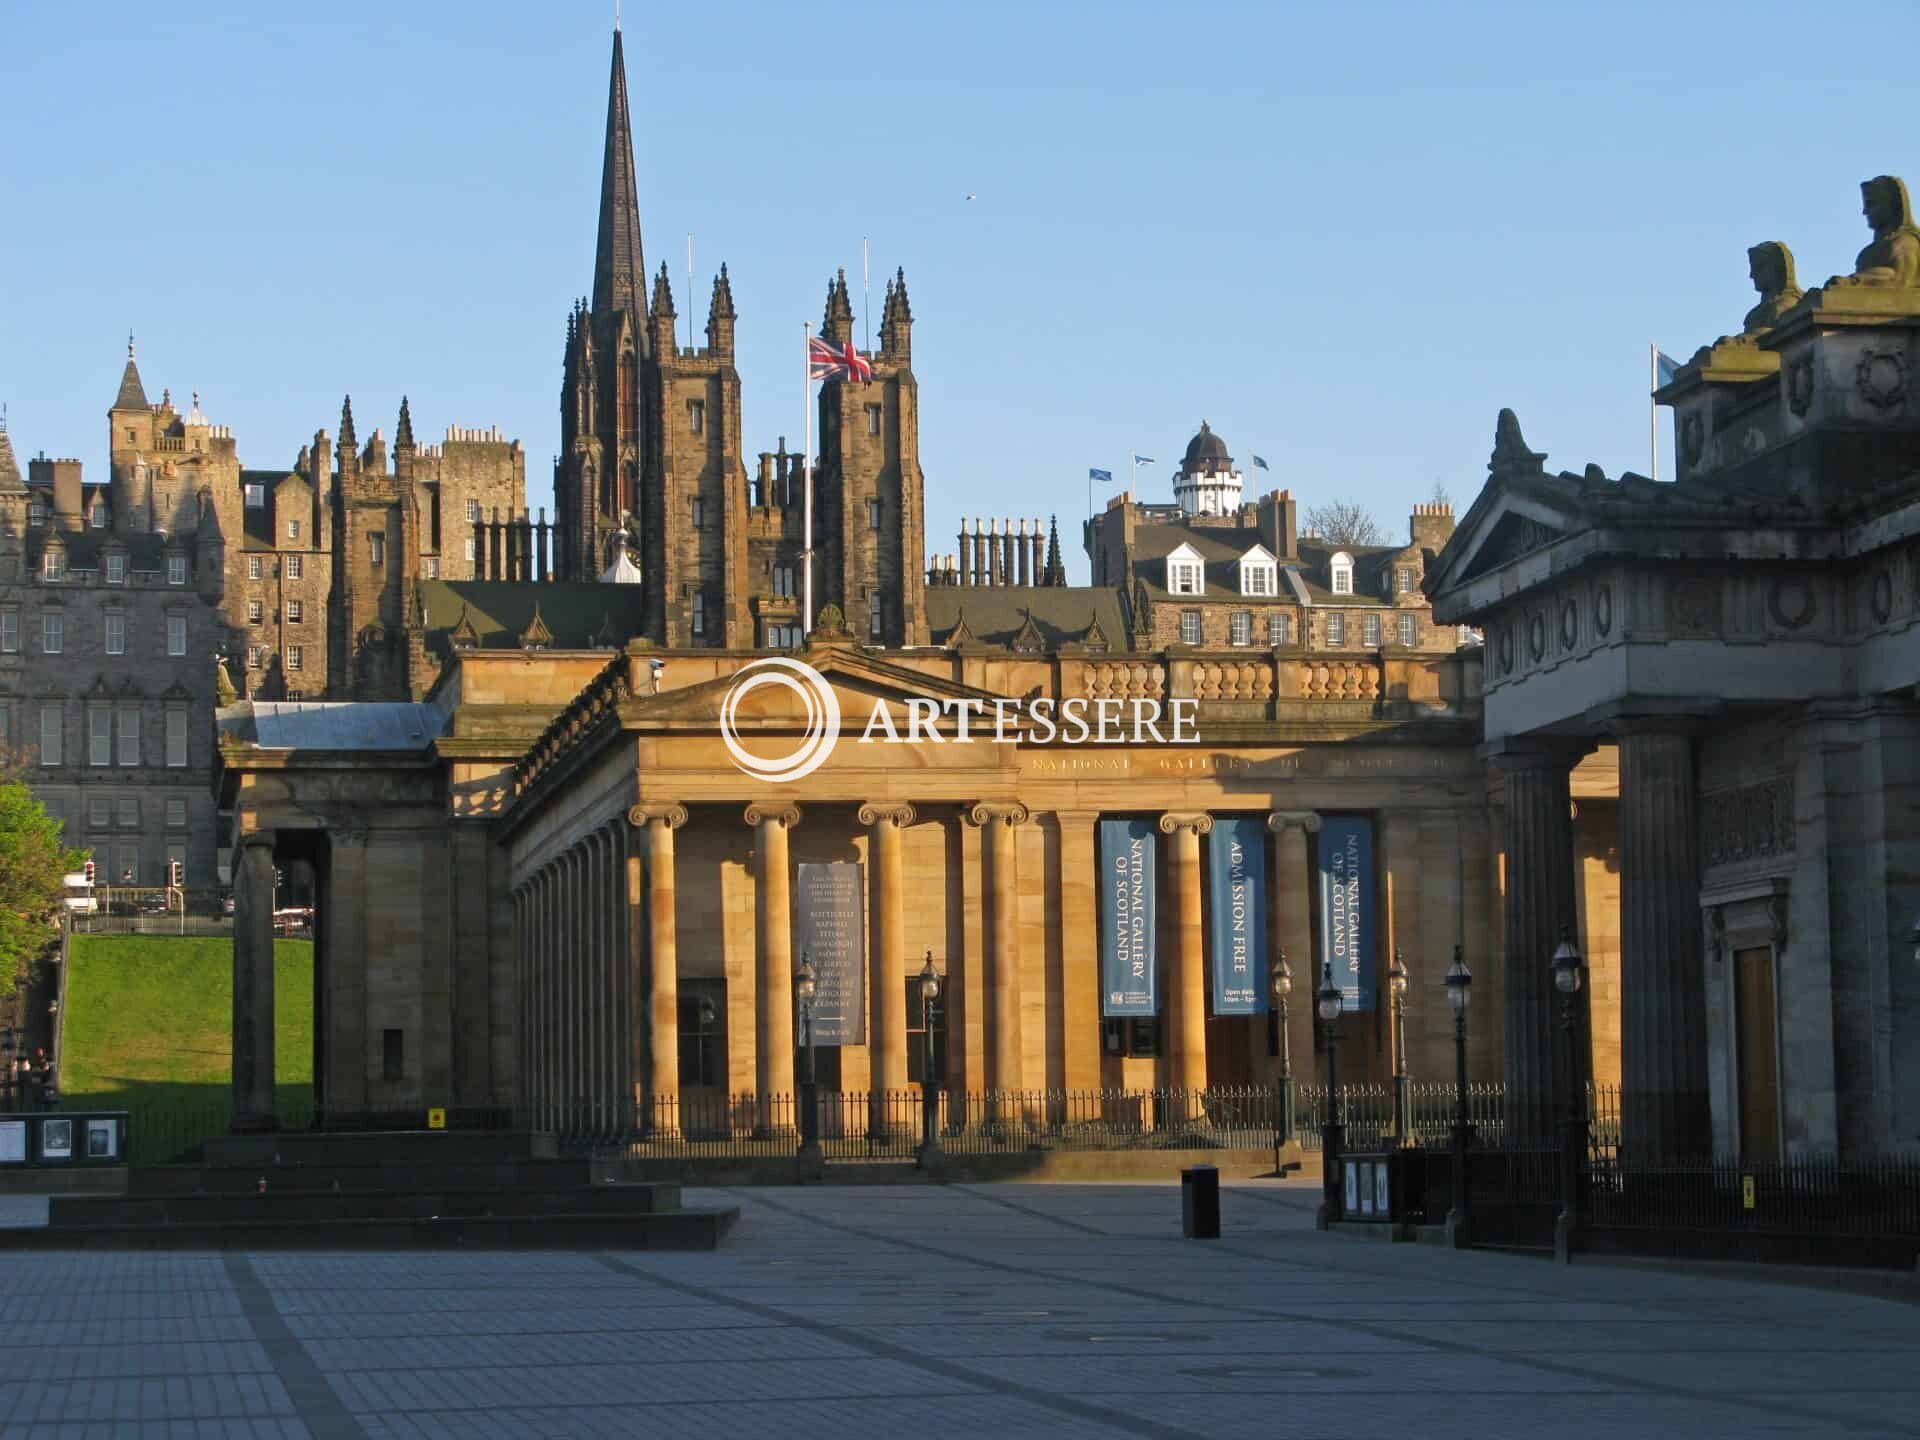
592, 27, 648, 331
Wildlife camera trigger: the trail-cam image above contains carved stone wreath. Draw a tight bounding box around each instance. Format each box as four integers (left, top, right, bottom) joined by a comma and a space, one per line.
1594, 584, 1614, 638
1872, 569, 1894, 624
1560, 599, 1578, 651
1787, 352, 1816, 417
1527, 613, 1546, 662
1679, 412, 1705, 467
1768, 577, 1815, 631
1856, 349, 1908, 412
1497, 624, 1514, 675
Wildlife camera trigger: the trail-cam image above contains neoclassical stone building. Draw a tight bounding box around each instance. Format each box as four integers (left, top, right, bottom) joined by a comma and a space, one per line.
1428, 175, 1920, 1161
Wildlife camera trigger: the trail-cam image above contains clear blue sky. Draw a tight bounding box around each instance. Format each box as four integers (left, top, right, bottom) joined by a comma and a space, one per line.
5, 1, 1917, 580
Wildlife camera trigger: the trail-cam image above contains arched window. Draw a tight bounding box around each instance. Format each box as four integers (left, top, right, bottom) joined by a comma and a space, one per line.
1330, 552, 1354, 595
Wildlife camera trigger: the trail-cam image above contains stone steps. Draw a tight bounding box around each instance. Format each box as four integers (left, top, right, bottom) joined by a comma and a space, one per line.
51, 1181, 682, 1227
0, 1208, 734, 1251
130, 1159, 597, 1197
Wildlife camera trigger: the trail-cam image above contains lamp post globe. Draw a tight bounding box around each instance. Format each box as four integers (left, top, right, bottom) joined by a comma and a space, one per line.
1316, 964, 1343, 1024
1269, 949, 1295, 1151
1551, 931, 1583, 997
1387, 948, 1410, 1143
1445, 949, 1472, 1017
1549, 925, 1587, 1262
1315, 960, 1345, 1229
916, 951, 943, 1165
1443, 945, 1473, 1247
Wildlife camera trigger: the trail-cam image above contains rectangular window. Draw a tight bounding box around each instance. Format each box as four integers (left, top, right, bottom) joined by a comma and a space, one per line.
691, 594, 706, 636
383, 1028, 405, 1083
247, 600, 263, 625
89, 505, 105, 530
89, 706, 112, 767
288, 519, 301, 540
105, 553, 126, 585
464, 538, 476, 563
868, 498, 883, 531
117, 797, 138, 830
167, 554, 186, 585
869, 592, 883, 639
166, 797, 187, 829
1364, 613, 1381, 647
246, 645, 263, 670
1331, 561, 1353, 595
248, 556, 263, 580
866, 404, 882, 437
772, 565, 795, 598
115, 849, 137, 886
117, 707, 139, 766
42, 549, 64, 581
1180, 610, 1202, 646
285, 554, 302, 580
466, 499, 481, 523
1397, 567, 1415, 594
39, 703, 62, 767
1399, 612, 1416, 647
287, 645, 304, 672
0, 609, 15, 653
426, 557, 439, 579
1103, 1015, 1161, 1058
677, 980, 725, 1087
1244, 566, 1273, 597
766, 623, 801, 649
167, 614, 187, 656
286, 600, 303, 624
89, 796, 111, 830
1327, 612, 1345, 646
1269, 612, 1290, 646
244, 483, 265, 508
1171, 563, 1202, 596
42, 612, 63, 654
165, 710, 187, 768
27, 499, 46, 527
691, 497, 705, 529
369, 533, 385, 567
687, 399, 705, 435
105, 611, 125, 656
1230, 611, 1251, 646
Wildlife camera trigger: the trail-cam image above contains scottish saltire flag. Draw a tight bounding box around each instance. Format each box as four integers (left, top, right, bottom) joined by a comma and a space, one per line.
1251, 454, 1270, 470
1089, 467, 1114, 484
808, 335, 874, 383
1655, 349, 1682, 387
1132, 454, 1156, 466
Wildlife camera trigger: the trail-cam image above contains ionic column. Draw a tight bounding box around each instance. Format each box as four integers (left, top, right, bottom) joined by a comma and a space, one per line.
746, 803, 803, 1129
232, 831, 277, 1133
1054, 812, 1101, 1090
628, 805, 688, 1126
1618, 727, 1711, 1158
966, 803, 1030, 1096
860, 804, 915, 1106
1160, 814, 1213, 1106
624, 819, 647, 1125
1492, 746, 1581, 1143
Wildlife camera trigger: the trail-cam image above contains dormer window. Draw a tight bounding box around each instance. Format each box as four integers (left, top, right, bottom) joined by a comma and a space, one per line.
1330, 551, 1354, 595
41, 549, 65, 581
1165, 543, 1205, 597
1237, 545, 1277, 597
167, 554, 187, 586
27, 498, 46, 527
244, 483, 265, 508
105, 553, 126, 585
89, 502, 106, 530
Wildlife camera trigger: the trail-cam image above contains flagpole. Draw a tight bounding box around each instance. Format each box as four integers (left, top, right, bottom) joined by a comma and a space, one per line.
687, 234, 694, 353
803, 321, 814, 636
1649, 342, 1658, 483
863, 237, 871, 356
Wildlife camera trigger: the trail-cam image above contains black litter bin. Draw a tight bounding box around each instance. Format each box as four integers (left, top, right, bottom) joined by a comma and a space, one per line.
1181, 1164, 1220, 1239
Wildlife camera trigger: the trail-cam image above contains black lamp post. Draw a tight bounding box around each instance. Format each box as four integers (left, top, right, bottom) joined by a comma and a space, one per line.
1315, 960, 1345, 1230
1388, 948, 1410, 1145
1443, 945, 1473, 1247
796, 952, 821, 1164
1270, 950, 1294, 1155
916, 952, 942, 1165
0, 1025, 14, 1112
1551, 926, 1585, 1262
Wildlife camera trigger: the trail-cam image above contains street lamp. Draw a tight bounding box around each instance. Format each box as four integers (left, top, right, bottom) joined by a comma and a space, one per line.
795, 952, 820, 1163
1270, 950, 1294, 1154
0, 1025, 14, 1112
1388, 948, 1410, 1145
1315, 960, 1345, 1229
1551, 925, 1585, 1262
1443, 945, 1473, 1247
916, 952, 942, 1165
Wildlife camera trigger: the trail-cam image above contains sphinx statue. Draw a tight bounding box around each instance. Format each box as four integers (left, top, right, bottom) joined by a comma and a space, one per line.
1832, 175, 1920, 289
1741, 241, 1803, 333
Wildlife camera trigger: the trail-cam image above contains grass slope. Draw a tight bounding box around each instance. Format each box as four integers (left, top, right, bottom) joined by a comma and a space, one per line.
62, 935, 314, 1160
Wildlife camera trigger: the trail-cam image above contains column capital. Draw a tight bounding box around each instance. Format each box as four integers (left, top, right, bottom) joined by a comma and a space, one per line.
236, 830, 276, 851
1266, 810, 1322, 834
857, 801, 916, 828
1158, 811, 1214, 836
744, 801, 803, 830
1481, 737, 1589, 773
964, 801, 1030, 829
628, 802, 689, 829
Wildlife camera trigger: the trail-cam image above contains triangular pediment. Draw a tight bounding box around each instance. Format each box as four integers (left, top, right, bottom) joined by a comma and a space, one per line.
1458, 507, 1572, 582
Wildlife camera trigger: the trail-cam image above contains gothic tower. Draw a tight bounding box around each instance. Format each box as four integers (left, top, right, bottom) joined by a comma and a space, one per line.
556, 25, 649, 585
326, 396, 410, 698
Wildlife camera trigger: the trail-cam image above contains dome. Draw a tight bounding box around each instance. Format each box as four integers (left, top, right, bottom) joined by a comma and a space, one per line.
1182, 421, 1231, 471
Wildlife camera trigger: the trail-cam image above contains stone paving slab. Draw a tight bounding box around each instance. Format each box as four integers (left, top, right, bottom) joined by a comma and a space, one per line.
0, 1179, 1916, 1437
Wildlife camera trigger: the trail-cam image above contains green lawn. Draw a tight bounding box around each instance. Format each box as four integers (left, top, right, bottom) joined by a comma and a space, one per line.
62, 934, 314, 1161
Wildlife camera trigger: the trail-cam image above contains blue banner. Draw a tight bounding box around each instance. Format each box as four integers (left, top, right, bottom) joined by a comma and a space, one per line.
795, 862, 865, 1045
1208, 817, 1267, 1015
1099, 819, 1157, 1017
1317, 817, 1375, 1012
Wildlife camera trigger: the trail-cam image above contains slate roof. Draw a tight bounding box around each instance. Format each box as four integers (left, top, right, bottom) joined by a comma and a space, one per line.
924, 585, 1127, 650
36, 530, 177, 570
416, 579, 651, 654
219, 702, 447, 751
240, 470, 295, 550
113, 356, 149, 411
0, 420, 22, 493
1127, 516, 1412, 606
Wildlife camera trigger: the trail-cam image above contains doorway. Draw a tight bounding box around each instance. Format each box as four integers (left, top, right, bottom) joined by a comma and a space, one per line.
1733, 945, 1781, 1163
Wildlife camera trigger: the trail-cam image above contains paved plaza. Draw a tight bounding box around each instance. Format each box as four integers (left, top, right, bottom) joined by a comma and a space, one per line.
1, 1179, 1917, 1437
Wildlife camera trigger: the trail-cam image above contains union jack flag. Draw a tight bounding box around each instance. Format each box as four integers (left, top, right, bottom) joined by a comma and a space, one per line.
808, 335, 873, 383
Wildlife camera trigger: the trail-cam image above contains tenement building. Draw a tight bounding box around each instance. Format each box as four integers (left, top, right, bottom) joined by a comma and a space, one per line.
1428, 175, 1920, 1162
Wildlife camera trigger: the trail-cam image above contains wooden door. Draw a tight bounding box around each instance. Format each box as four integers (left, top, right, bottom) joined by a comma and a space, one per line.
1734, 946, 1781, 1163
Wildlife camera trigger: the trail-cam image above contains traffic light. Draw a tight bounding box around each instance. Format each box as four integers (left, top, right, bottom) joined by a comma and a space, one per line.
168, 859, 183, 888
82, 859, 95, 886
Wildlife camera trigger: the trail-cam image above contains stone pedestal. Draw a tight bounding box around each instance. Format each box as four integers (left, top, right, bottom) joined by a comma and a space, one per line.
1619, 729, 1712, 1157
1160, 813, 1213, 1109
1494, 749, 1579, 1142
747, 803, 801, 1131
232, 832, 277, 1133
